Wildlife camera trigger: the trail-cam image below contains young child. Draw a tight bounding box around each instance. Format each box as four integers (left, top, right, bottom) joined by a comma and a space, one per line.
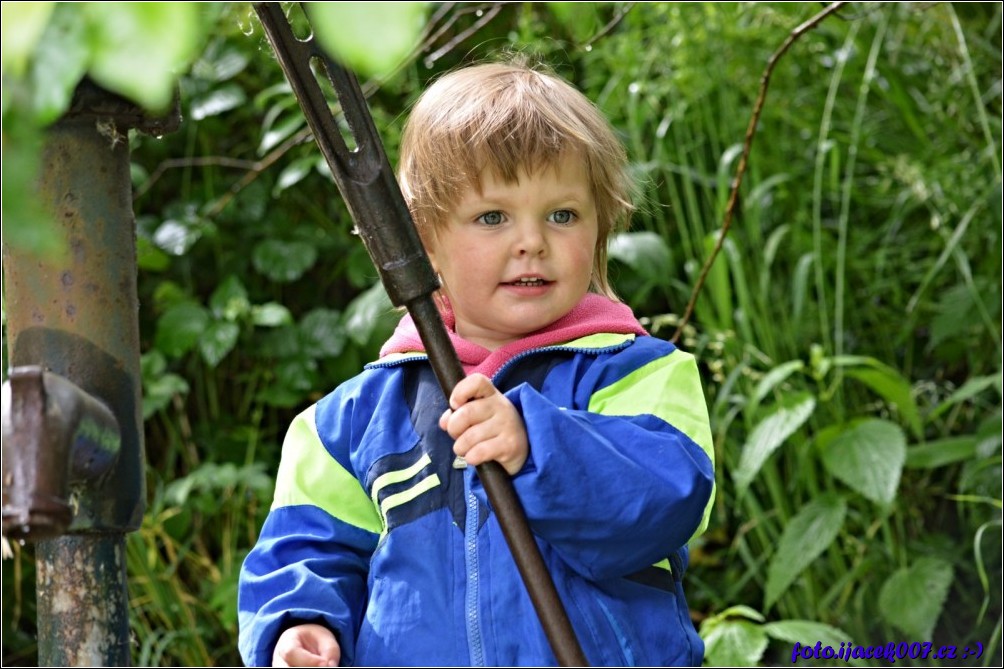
238, 60, 715, 667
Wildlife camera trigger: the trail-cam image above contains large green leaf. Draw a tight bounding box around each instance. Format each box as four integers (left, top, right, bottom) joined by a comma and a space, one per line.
820, 419, 906, 506
702, 620, 769, 667
300, 308, 347, 358
155, 302, 210, 358
209, 276, 250, 321
199, 321, 240, 368
1, 2, 54, 77
607, 231, 672, 281
252, 240, 318, 283
905, 436, 979, 469
844, 365, 922, 438
878, 557, 954, 639
343, 282, 397, 347
765, 494, 847, 608
308, 3, 427, 78
733, 393, 816, 493
83, 2, 204, 111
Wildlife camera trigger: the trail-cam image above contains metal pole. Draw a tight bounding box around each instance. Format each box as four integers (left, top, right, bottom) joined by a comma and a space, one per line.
2, 80, 177, 666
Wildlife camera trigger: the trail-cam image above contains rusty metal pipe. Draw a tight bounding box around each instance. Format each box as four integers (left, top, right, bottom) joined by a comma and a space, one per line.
2, 366, 121, 541
1, 79, 175, 666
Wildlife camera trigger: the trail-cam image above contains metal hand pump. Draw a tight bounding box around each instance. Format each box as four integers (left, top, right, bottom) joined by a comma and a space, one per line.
252, 4, 587, 665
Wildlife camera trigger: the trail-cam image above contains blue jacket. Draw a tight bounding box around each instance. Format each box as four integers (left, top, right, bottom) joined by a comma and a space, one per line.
238, 332, 715, 666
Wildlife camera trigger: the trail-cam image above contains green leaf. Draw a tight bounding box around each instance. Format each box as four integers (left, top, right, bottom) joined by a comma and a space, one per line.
252, 303, 293, 328
930, 372, 1003, 419
308, 2, 427, 78
820, 419, 906, 506
199, 321, 240, 368
142, 373, 189, 420
607, 231, 672, 280
153, 218, 204, 256
765, 494, 846, 608
845, 365, 922, 438
1, 2, 55, 77
136, 236, 170, 272
274, 155, 317, 195
905, 436, 979, 469
252, 240, 318, 282
343, 282, 397, 347
190, 83, 246, 121
763, 619, 851, 648
300, 308, 347, 357
733, 393, 816, 493
209, 276, 250, 321
155, 302, 210, 358
878, 557, 954, 639
702, 619, 769, 667
750, 360, 805, 411
28, 4, 89, 125
83, 2, 204, 111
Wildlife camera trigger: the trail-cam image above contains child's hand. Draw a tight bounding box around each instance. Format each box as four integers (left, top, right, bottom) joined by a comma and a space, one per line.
272, 623, 340, 667
439, 373, 529, 475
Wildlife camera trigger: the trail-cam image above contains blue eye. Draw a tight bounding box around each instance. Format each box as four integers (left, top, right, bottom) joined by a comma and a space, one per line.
477, 211, 504, 226
548, 209, 576, 225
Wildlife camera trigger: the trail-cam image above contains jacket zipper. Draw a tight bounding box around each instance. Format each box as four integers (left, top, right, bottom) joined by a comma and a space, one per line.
464, 472, 485, 666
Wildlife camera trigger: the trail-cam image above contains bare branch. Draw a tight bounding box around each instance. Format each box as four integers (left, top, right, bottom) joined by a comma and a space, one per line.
671, 1, 849, 344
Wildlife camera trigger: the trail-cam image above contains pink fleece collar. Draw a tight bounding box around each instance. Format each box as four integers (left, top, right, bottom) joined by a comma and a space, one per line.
379, 293, 648, 377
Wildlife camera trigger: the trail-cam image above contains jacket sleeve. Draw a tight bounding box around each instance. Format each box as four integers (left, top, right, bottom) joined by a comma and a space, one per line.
237, 401, 382, 667
488, 339, 715, 582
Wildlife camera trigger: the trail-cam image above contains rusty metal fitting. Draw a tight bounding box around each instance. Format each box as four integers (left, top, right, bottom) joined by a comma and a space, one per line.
2, 366, 121, 541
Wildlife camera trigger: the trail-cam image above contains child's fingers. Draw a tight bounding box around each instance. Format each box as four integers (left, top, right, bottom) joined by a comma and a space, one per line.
448, 373, 497, 410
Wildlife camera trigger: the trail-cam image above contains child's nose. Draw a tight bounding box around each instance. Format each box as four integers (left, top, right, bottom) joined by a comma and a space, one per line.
514, 220, 547, 257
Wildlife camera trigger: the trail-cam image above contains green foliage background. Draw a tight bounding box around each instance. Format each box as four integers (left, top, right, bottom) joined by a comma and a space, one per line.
2, 2, 1001, 666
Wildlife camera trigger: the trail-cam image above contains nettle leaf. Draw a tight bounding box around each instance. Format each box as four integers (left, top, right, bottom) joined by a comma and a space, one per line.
308, 2, 426, 78
155, 301, 210, 358
820, 419, 906, 506
765, 494, 846, 609
733, 393, 816, 493
252, 240, 318, 282
199, 321, 240, 368
702, 619, 769, 667
878, 557, 954, 639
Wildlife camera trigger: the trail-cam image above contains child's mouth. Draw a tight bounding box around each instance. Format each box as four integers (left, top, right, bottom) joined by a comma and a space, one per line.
505, 278, 549, 287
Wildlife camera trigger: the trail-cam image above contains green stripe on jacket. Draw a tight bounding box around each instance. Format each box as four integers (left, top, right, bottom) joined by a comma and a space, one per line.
587, 349, 716, 540
272, 405, 382, 534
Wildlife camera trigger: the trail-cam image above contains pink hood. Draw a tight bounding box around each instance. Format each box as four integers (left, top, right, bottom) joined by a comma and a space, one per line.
379, 293, 648, 378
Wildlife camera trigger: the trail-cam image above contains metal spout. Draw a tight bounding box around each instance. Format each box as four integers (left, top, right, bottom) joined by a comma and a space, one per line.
2, 366, 120, 541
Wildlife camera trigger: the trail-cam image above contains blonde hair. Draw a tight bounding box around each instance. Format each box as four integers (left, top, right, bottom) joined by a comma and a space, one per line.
398, 59, 633, 299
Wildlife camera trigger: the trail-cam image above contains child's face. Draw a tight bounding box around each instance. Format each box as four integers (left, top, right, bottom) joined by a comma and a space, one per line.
427, 153, 598, 350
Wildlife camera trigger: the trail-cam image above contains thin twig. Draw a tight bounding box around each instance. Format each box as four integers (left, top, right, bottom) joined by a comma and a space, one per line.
424, 3, 506, 68
204, 125, 314, 218
671, 1, 848, 344
582, 2, 637, 50
135, 156, 260, 201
